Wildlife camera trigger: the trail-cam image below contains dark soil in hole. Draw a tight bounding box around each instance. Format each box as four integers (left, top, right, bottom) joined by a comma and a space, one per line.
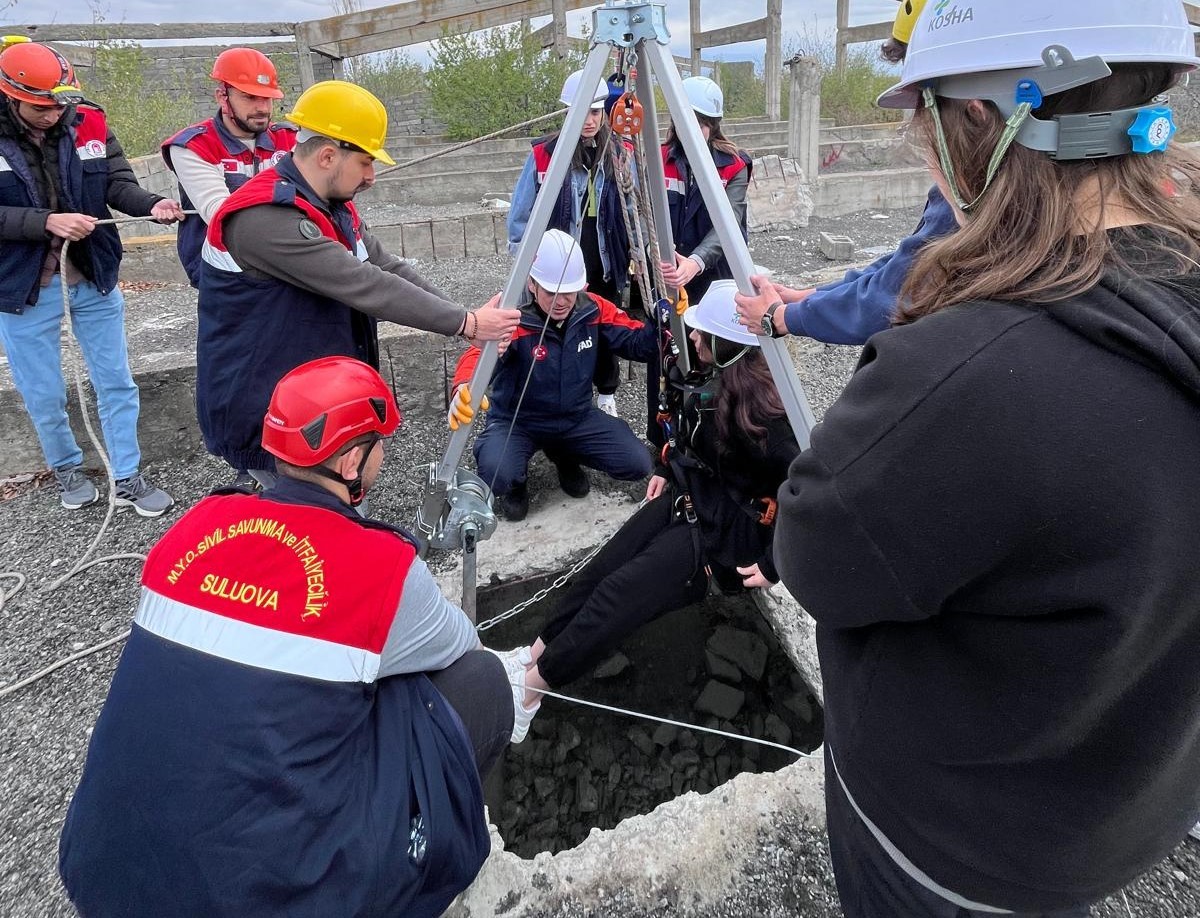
478, 581, 824, 858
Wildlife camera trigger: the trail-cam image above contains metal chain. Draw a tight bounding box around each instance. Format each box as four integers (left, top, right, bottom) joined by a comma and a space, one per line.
475, 537, 608, 632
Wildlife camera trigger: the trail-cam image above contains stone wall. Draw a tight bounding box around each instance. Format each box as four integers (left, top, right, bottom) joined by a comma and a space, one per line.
77, 45, 336, 126
384, 91, 447, 138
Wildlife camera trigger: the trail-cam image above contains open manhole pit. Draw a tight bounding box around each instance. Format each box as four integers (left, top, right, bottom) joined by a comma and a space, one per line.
477, 572, 824, 858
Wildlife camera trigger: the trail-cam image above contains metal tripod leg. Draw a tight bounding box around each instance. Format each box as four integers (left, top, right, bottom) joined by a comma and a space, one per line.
639, 37, 818, 447
413, 42, 615, 561
633, 61, 691, 376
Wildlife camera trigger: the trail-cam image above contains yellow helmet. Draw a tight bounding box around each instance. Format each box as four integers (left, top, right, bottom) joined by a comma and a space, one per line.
892, 0, 928, 45
284, 80, 395, 166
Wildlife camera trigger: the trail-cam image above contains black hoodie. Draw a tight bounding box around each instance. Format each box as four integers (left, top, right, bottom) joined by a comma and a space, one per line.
776, 226, 1200, 912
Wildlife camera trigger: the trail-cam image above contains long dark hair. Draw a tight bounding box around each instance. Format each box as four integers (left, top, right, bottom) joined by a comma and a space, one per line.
709, 342, 785, 449
666, 113, 740, 159
899, 63, 1200, 321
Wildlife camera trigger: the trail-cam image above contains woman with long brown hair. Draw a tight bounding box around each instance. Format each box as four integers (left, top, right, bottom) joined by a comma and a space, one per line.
738, 2, 1200, 916
495, 280, 800, 742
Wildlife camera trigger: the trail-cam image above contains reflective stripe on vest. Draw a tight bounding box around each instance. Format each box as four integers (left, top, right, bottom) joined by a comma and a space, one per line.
136, 585, 381, 683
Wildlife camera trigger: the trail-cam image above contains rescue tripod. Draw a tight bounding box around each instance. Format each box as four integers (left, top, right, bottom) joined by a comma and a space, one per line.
413, 0, 818, 618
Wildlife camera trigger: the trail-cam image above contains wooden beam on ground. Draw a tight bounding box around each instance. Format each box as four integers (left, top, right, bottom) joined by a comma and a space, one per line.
694, 17, 767, 49
10, 22, 296, 42
298, 0, 592, 58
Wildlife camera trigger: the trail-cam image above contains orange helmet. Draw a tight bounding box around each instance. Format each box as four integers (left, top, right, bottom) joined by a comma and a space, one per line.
0, 42, 81, 107
211, 47, 283, 99
262, 356, 400, 467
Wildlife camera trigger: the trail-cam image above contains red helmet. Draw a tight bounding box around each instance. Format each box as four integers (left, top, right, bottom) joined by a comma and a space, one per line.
262, 357, 400, 466
211, 47, 283, 99
0, 42, 81, 107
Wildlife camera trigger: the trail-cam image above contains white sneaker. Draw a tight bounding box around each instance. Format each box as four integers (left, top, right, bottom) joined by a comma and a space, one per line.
597, 394, 618, 418
489, 646, 540, 743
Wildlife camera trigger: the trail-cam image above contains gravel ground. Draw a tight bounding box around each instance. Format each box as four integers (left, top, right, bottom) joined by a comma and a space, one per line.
3, 202, 1199, 917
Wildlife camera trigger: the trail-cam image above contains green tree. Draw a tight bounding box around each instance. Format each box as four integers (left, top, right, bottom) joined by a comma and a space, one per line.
427, 23, 584, 140
784, 25, 903, 126
85, 41, 178, 157
354, 49, 426, 100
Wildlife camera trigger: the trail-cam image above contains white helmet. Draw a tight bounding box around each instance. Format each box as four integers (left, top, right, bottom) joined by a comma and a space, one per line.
529, 229, 587, 294
684, 280, 760, 348
879, 0, 1199, 111
559, 69, 607, 110
683, 76, 723, 118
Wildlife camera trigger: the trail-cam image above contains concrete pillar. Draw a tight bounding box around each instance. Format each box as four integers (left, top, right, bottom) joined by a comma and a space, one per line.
835, 0, 849, 72
787, 55, 821, 182
689, 0, 701, 80
551, 0, 568, 59
766, 0, 782, 121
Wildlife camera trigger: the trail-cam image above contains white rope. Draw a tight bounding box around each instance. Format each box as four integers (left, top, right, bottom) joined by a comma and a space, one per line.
525, 683, 820, 760
0, 213, 192, 698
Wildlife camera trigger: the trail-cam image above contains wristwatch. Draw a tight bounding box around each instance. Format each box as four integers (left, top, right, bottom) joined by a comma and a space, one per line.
760, 301, 785, 338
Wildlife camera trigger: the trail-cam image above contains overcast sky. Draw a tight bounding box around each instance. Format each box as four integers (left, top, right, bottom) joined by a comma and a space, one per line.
1, 0, 901, 67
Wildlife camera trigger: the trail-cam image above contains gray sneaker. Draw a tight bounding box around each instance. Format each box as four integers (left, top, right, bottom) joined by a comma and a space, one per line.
114, 473, 174, 518
54, 466, 98, 510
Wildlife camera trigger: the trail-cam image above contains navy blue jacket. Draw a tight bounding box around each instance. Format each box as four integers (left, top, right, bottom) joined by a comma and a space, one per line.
784, 186, 958, 343
162, 113, 295, 287
454, 291, 656, 432
0, 101, 160, 313
60, 477, 488, 918
196, 155, 376, 471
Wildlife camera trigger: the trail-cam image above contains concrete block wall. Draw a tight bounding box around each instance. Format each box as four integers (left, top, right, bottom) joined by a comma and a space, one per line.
78, 46, 335, 126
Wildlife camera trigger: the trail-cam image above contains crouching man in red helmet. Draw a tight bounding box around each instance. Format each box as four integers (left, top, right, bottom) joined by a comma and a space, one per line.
59, 356, 519, 918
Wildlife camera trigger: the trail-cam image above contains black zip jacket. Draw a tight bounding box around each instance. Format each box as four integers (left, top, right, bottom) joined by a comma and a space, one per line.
776, 226, 1200, 911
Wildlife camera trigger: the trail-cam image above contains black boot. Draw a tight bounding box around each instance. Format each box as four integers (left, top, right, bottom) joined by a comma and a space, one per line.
500, 481, 529, 521
555, 461, 591, 498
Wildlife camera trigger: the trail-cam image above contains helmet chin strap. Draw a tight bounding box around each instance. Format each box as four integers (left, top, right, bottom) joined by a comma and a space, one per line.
308, 436, 378, 506
219, 84, 260, 136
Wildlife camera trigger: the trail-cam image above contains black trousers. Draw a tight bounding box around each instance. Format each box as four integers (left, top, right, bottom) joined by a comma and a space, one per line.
427, 649, 513, 780
537, 494, 709, 687
825, 746, 1092, 918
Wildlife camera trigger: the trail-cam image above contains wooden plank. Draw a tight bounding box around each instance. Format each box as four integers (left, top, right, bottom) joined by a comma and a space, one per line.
690, 0, 701, 81
695, 17, 768, 50
300, 0, 591, 50
1185, 3, 1200, 27
11, 22, 296, 42
840, 21, 891, 46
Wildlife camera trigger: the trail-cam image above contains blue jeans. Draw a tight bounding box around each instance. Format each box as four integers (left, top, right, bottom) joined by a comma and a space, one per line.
0, 277, 141, 479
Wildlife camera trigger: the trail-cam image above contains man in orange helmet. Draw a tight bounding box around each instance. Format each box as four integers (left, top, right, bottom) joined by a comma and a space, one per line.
0, 40, 184, 516
61, 356, 520, 917
162, 47, 296, 292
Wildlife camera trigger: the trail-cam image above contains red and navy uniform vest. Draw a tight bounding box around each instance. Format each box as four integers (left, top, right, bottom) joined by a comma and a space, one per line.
661, 141, 752, 300
454, 290, 657, 432
530, 133, 632, 291
59, 481, 489, 918
196, 154, 376, 472
0, 105, 124, 313
162, 113, 296, 287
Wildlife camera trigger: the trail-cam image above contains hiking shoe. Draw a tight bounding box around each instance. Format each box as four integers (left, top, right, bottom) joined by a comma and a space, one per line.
597, 393, 619, 418
489, 647, 541, 744
500, 482, 528, 522
555, 461, 590, 499
55, 466, 98, 510
114, 474, 175, 518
